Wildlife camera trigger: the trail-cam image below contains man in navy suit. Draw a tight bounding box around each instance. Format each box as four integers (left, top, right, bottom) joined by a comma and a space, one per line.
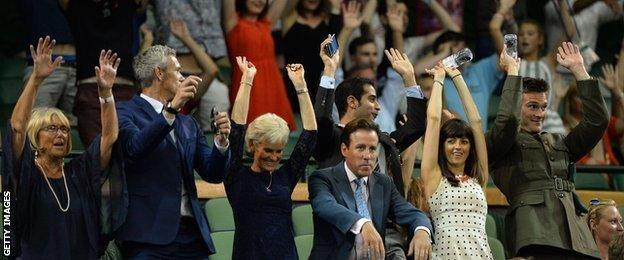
309, 119, 433, 260
115, 45, 231, 259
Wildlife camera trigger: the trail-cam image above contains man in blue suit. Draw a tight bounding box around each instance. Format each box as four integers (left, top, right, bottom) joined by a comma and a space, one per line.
115, 45, 231, 259
309, 119, 433, 260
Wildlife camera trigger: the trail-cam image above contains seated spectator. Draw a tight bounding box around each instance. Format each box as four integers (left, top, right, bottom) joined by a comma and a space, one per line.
222, 0, 296, 130
416, 31, 504, 130
226, 57, 317, 259
308, 118, 432, 260
20, 0, 77, 125
2, 37, 121, 258
586, 199, 624, 259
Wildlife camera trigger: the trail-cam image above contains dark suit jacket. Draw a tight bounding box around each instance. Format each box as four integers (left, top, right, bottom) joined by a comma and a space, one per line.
115, 95, 230, 252
313, 85, 427, 196
308, 164, 432, 260
487, 76, 606, 258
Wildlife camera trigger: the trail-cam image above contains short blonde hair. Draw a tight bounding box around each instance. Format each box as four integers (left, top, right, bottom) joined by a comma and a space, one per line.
245, 113, 289, 153
26, 107, 72, 155
587, 199, 618, 234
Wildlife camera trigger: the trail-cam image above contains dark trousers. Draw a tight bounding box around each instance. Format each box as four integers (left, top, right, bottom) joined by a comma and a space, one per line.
74, 82, 137, 147
517, 245, 600, 260
121, 217, 210, 260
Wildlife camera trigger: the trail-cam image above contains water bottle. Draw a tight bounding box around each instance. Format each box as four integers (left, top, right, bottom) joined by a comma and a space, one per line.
442, 48, 474, 69
504, 34, 518, 59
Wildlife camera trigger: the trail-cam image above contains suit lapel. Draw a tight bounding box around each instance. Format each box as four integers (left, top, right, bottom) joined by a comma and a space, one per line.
335, 164, 357, 212
133, 95, 159, 121
369, 173, 384, 229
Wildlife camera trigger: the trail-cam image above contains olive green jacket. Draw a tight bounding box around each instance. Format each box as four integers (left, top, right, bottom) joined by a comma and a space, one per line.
487, 75, 608, 257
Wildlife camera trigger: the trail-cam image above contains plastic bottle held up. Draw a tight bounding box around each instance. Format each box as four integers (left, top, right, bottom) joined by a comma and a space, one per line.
442, 48, 474, 69
504, 34, 518, 59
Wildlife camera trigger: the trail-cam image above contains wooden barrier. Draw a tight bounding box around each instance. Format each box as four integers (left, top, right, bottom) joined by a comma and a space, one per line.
196, 180, 624, 206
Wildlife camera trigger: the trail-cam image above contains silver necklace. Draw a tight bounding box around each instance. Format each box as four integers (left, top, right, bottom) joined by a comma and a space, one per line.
265, 172, 273, 192
35, 154, 70, 212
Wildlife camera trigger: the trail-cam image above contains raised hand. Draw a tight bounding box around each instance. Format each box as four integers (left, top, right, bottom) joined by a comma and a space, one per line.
30, 36, 63, 81
600, 64, 620, 93
499, 45, 520, 75
385, 48, 416, 86
170, 17, 191, 41
286, 63, 306, 89
342, 0, 363, 30
320, 35, 340, 76
140, 24, 154, 44
425, 62, 446, 82
556, 42, 589, 80
236, 56, 257, 84
95, 50, 120, 91
170, 75, 201, 110
443, 64, 461, 79
387, 4, 405, 33
498, 0, 517, 12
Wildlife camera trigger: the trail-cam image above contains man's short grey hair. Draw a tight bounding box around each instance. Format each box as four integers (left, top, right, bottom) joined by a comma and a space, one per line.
133, 45, 176, 88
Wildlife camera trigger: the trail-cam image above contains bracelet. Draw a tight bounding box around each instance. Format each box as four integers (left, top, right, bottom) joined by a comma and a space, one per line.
433, 80, 444, 86
99, 96, 115, 104
296, 89, 308, 95
240, 81, 252, 86
452, 74, 462, 79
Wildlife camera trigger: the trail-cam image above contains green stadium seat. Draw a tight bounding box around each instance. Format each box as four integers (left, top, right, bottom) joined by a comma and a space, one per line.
295, 234, 314, 260
292, 204, 313, 236
0, 59, 26, 131
204, 198, 235, 232
209, 231, 234, 260
574, 173, 610, 190
488, 236, 506, 260
486, 214, 496, 238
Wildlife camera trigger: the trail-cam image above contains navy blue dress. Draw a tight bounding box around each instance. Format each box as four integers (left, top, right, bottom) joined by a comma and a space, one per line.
225, 123, 316, 260
2, 126, 102, 259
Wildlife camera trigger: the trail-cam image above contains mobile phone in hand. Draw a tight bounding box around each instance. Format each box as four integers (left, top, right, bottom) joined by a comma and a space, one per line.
210, 107, 219, 134
324, 35, 339, 58
504, 34, 518, 59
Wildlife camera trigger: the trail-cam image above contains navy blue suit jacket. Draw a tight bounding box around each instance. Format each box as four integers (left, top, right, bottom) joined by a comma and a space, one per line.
115, 95, 229, 252
308, 164, 432, 260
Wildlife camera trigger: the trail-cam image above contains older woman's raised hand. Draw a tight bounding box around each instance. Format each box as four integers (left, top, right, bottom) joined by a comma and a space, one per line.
236, 56, 256, 85
286, 64, 306, 90
30, 36, 63, 82
95, 50, 120, 91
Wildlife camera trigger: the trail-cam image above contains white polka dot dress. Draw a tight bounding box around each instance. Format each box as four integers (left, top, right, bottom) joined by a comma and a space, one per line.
427, 178, 493, 260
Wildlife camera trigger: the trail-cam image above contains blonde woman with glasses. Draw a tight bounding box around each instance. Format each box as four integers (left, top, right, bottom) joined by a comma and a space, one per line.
587, 199, 624, 259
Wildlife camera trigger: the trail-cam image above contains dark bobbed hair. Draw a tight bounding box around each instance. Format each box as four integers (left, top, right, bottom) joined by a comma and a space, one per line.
433, 31, 467, 54
437, 118, 482, 187
335, 77, 377, 119
348, 36, 376, 56
236, 0, 269, 18
522, 77, 549, 93
340, 118, 380, 147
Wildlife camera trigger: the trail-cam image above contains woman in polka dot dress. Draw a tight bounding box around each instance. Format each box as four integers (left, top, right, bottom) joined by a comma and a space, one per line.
420, 62, 492, 259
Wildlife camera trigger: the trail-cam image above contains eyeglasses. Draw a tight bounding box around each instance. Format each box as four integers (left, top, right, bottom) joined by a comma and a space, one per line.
589, 198, 610, 206
41, 125, 70, 134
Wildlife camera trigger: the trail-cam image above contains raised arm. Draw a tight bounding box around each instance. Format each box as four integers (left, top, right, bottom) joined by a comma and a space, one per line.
361, 0, 378, 25
489, 0, 516, 55
557, 42, 608, 160
387, 4, 406, 52
486, 46, 521, 164
337, 1, 363, 67
170, 18, 219, 103
287, 64, 317, 131
445, 66, 489, 187
413, 43, 451, 75
11, 36, 62, 166
425, 0, 461, 32
314, 36, 341, 162
266, 0, 290, 25
420, 63, 445, 197
96, 50, 120, 170
600, 64, 624, 135
222, 0, 237, 33
231, 57, 256, 125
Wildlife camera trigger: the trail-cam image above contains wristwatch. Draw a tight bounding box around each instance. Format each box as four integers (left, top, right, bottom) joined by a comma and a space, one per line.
165, 102, 181, 115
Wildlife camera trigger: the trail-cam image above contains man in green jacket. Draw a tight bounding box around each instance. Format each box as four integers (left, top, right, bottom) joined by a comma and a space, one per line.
488, 42, 607, 259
